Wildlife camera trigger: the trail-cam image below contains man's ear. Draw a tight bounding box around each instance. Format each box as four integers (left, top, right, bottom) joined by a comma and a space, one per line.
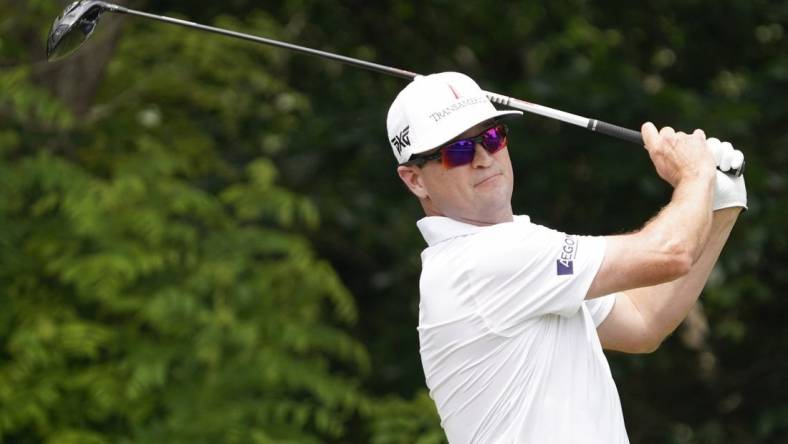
397, 165, 429, 199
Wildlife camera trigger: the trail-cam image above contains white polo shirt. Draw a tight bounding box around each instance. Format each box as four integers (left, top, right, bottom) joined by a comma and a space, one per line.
416, 215, 628, 444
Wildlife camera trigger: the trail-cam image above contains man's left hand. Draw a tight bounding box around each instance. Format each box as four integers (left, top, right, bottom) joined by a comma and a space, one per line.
707, 137, 747, 211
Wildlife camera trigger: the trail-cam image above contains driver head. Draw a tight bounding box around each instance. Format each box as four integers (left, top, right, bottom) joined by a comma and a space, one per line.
46, 1, 109, 61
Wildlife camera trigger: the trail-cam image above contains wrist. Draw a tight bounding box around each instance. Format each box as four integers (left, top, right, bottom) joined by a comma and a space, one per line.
678, 167, 715, 186
712, 169, 748, 211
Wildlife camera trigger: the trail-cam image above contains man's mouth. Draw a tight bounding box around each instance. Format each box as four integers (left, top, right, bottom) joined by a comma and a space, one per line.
475, 173, 502, 187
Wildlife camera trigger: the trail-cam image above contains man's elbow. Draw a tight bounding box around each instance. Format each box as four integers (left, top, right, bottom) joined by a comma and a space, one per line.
631, 336, 664, 354
659, 240, 695, 281
641, 251, 692, 286
616, 337, 663, 354
665, 251, 693, 280
616, 328, 665, 354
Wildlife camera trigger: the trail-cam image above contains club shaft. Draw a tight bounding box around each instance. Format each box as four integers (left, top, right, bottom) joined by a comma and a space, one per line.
105, 3, 744, 176
112, 5, 419, 80
108, 4, 635, 141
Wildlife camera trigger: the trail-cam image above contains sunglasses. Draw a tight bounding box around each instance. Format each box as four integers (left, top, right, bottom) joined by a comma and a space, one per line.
409, 123, 509, 168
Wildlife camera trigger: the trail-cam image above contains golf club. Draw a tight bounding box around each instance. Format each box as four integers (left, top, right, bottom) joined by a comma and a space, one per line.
47, 0, 744, 176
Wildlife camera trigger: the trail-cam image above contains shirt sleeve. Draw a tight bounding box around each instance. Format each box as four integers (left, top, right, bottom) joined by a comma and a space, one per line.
584, 294, 617, 327
465, 221, 606, 334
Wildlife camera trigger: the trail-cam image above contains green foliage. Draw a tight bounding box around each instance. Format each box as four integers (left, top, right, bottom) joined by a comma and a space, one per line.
369, 391, 445, 444
0, 3, 368, 442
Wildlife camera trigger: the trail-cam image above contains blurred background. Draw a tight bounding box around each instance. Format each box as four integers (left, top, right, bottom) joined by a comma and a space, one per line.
1, 0, 786, 443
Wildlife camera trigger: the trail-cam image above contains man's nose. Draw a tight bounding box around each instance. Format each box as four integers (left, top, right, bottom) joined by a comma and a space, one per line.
471, 143, 493, 168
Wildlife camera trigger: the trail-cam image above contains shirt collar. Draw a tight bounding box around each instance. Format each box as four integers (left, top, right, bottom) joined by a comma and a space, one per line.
416, 215, 531, 246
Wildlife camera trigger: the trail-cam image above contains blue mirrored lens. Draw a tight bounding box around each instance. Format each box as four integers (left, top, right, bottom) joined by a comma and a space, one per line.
440, 124, 508, 167
481, 126, 505, 150
442, 140, 475, 167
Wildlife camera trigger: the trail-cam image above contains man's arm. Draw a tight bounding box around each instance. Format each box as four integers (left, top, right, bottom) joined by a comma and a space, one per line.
597, 207, 741, 353
585, 124, 716, 299
595, 138, 747, 353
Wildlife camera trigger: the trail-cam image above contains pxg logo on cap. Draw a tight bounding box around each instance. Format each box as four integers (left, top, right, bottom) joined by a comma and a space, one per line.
390, 126, 410, 155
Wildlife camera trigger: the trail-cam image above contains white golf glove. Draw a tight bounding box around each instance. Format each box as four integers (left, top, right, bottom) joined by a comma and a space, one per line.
707, 137, 747, 211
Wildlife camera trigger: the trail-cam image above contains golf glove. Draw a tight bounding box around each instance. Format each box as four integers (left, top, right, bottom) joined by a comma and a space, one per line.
707, 137, 747, 211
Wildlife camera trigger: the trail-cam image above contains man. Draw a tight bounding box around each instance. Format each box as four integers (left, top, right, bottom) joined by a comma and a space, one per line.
387, 72, 746, 443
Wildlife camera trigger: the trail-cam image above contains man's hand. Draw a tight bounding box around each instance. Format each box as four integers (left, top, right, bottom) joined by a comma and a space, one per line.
706, 137, 748, 211
642, 123, 716, 188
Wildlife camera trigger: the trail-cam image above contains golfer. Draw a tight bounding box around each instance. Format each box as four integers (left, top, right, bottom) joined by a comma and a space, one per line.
387, 72, 746, 443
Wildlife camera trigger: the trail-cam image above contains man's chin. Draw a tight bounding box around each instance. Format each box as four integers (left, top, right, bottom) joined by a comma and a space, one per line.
475, 181, 512, 205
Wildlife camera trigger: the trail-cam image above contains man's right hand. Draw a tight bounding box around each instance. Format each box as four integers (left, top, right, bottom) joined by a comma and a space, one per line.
641, 122, 716, 188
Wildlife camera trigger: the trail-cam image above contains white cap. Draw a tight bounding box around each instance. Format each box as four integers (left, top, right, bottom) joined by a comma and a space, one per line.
387, 72, 522, 164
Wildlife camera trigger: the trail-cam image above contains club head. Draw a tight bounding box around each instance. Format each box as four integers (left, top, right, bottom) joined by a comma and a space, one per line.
47, 1, 110, 61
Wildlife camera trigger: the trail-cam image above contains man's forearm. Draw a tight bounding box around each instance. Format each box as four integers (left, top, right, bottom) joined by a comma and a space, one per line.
641, 173, 715, 265
586, 173, 716, 299
625, 207, 741, 342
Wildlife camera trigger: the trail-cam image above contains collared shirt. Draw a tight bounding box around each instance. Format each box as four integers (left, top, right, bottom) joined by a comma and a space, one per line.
416, 215, 628, 444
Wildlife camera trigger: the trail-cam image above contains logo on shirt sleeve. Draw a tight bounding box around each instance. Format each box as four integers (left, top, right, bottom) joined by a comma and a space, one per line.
556, 235, 577, 275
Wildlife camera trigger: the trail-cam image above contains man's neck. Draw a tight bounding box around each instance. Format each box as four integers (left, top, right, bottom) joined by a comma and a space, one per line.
422, 204, 514, 227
